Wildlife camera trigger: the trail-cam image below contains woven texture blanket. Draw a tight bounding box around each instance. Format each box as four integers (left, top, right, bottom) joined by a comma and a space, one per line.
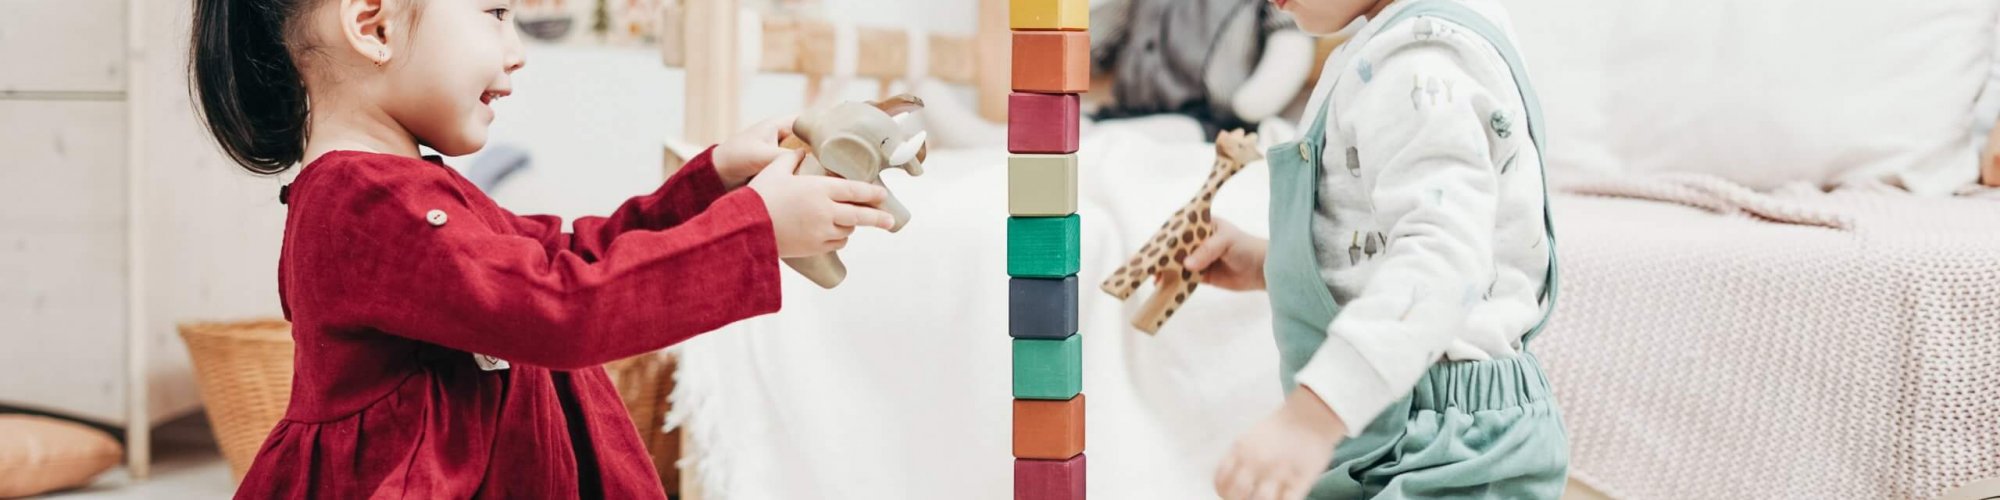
1544, 177, 2000, 499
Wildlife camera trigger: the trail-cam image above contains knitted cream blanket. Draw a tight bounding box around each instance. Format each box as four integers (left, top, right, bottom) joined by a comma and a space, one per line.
1546, 175, 2000, 499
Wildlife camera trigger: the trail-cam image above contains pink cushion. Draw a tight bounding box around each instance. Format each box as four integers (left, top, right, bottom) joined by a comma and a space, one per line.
0, 414, 122, 498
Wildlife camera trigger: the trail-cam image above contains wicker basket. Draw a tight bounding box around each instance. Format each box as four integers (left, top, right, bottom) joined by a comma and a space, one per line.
604, 351, 681, 494
178, 319, 295, 482
178, 319, 683, 490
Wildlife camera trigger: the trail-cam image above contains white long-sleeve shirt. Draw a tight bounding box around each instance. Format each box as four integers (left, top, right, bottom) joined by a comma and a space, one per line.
1292, 0, 1553, 434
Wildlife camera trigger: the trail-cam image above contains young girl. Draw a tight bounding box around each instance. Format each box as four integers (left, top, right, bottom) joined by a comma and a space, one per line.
190, 0, 895, 497
1188, 0, 1566, 498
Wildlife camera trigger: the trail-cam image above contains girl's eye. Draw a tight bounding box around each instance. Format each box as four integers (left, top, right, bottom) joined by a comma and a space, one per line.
487, 8, 511, 21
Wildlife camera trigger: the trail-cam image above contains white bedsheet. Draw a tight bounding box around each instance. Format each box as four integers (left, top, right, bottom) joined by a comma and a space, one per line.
670, 123, 2000, 498
670, 124, 1286, 499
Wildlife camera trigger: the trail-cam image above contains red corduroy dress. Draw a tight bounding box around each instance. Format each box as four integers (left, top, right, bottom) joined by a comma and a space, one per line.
235, 148, 780, 499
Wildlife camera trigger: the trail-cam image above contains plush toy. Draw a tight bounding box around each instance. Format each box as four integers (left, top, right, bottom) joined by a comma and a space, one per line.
1090, 0, 1315, 136
780, 94, 930, 288
1101, 129, 1263, 334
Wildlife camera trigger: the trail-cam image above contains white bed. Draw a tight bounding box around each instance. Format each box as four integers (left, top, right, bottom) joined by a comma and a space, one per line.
670, 140, 2000, 500
672, 124, 1285, 499
646, 0, 2000, 498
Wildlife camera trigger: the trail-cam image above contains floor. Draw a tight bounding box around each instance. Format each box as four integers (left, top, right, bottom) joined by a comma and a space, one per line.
40, 413, 236, 499
28, 412, 1619, 499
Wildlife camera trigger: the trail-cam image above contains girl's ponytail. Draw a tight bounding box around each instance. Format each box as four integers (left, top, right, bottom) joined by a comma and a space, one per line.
190, 0, 312, 174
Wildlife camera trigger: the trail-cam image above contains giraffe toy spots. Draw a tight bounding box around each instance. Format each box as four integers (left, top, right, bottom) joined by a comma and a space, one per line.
1101, 129, 1264, 334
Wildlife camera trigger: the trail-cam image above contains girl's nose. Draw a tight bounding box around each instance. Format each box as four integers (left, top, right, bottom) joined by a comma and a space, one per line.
504, 29, 527, 73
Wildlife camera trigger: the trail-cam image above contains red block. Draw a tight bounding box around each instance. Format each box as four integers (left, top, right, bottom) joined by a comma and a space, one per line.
1016, 454, 1085, 500
1009, 92, 1080, 154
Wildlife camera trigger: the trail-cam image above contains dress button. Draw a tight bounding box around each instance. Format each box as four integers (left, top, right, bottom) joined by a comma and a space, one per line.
426, 209, 449, 227
1299, 143, 1314, 161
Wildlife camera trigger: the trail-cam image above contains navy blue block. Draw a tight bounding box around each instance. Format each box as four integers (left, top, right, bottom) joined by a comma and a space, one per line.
1011, 276, 1078, 339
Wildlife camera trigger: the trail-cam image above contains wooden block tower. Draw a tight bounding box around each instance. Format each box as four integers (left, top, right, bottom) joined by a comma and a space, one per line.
1008, 0, 1086, 498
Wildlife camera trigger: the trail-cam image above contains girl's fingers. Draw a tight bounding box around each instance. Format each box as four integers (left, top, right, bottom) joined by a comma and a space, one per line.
816, 178, 889, 205
829, 204, 896, 230
738, 145, 792, 169
745, 115, 797, 142
826, 237, 850, 251
760, 151, 803, 176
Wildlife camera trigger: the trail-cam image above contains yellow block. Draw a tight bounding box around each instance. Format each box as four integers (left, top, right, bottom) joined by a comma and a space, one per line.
1010, 154, 1078, 217
1010, 0, 1088, 31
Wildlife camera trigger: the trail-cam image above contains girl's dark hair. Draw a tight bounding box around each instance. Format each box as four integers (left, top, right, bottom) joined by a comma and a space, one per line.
190, 0, 316, 174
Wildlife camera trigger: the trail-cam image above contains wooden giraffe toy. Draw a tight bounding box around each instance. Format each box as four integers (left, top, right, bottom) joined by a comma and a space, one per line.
1101, 129, 1264, 334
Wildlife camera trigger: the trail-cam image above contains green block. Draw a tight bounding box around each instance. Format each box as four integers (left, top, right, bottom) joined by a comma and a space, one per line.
1014, 334, 1082, 400
1008, 215, 1081, 278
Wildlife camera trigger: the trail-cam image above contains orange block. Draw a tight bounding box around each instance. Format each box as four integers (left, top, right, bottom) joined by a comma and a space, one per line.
1013, 394, 1085, 459
1012, 31, 1089, 94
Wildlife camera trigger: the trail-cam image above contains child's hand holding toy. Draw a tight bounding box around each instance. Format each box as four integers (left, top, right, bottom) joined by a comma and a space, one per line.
1181, 218, 1268, 292
748, 151, 895, 259
714, 116, 801, 190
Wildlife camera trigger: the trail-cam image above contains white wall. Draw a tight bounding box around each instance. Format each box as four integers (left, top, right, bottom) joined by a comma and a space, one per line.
480, 0, 980, 219
0, 0, 135, 424
134, 0, 292, 423
0, 0, 986, 424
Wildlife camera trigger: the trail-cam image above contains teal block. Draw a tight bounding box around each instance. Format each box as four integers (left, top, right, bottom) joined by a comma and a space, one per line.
1014, 334, 1082, 400
1008, 215, 1081, 278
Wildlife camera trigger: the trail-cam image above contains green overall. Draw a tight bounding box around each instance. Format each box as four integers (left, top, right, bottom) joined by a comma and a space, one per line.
1262, 2, 1568, 498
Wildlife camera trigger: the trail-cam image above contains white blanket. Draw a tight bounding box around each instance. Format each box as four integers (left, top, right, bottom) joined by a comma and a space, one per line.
672, 125, 1286, 499
670, 125, 2000, 499
1539, 188, 2000, 499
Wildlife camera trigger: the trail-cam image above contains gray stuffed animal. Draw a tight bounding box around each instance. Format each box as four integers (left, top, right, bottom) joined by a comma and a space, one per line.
1091, 0, 1314, 136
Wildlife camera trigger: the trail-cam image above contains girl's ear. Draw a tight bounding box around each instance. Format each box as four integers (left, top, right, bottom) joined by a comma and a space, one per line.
339, 0, 395, 65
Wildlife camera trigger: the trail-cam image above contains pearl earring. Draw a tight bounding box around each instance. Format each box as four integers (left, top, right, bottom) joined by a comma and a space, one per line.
376, 48, 388, 64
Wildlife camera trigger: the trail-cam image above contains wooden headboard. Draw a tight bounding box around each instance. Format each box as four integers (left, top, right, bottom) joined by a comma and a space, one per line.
657, 0, 1013, 145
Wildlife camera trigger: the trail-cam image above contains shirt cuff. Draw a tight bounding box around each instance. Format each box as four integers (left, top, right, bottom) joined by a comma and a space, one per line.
1294, 334, 1400, 438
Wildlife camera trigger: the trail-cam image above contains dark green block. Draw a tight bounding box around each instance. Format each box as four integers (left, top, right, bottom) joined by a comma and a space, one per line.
1008, 215, 1081, 278
1014, 334, 1082, 400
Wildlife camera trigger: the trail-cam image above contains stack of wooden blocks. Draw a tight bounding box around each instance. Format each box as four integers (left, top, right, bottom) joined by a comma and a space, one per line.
1007, 0, 1087, 498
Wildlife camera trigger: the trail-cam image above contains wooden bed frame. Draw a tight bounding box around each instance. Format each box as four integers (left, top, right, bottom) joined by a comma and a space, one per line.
657, 0, 1015, 146
649, 1, 1014, 497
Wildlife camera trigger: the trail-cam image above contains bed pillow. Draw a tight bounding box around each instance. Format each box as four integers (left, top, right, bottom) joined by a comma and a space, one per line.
0, 414, 122, 498
1501, 0, 1999, 194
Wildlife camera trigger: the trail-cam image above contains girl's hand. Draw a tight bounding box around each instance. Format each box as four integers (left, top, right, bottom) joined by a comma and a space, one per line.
1181, 218, 1270, 291
748, 151, 896, 258
714, 116, 798, 190
1214, 387, 1348, 500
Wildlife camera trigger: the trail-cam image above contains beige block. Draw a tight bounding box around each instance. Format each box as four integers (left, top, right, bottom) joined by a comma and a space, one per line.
1009, 154, 1077, 216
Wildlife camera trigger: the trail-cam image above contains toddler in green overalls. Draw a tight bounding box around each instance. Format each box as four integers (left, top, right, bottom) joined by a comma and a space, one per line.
1185, 0, 1567, 498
